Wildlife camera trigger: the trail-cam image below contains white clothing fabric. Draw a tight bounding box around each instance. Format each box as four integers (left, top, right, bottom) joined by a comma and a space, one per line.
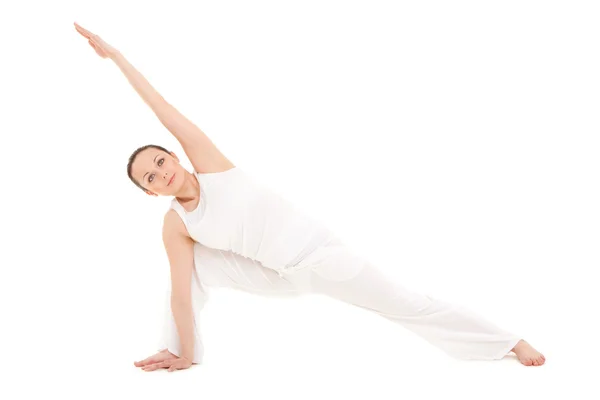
169, 167, 335, 274
158, 237, 522, 364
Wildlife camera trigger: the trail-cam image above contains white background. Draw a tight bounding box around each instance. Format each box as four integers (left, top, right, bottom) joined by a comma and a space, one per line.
1, 0, 598, 398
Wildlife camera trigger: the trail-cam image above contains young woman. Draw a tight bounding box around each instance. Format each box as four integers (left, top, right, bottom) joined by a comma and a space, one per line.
74, 22, 546, 372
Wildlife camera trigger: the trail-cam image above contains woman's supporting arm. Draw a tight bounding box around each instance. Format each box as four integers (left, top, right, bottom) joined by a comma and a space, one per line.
161, 210, 198, 362
158, 270, 207, 364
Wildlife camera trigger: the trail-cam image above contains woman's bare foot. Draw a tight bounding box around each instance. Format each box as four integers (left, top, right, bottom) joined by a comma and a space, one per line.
511, 339, 546, 366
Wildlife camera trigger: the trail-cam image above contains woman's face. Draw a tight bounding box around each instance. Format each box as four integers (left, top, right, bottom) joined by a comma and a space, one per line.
131, 148, 184, 196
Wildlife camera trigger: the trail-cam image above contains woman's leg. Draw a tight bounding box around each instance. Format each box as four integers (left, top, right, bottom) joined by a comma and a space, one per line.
301, 238, 524, 361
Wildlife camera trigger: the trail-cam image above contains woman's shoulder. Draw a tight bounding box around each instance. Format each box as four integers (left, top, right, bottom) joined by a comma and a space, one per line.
163, 208, 191, 238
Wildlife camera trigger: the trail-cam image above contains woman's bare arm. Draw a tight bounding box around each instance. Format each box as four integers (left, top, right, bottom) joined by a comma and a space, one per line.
162, 210, 196, 362
112, 52, 234, 173
74, 22, 233, 173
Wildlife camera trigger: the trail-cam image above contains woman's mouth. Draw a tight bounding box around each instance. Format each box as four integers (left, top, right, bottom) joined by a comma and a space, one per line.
168, 174, 175, 186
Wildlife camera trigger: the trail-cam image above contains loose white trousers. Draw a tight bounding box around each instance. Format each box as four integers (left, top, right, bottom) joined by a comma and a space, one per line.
158, 237, 521, 364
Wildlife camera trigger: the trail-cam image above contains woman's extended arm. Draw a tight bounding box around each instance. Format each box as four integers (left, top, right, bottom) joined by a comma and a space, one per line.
112, 52, 234, 173
111, 52, 166, 113
74, 22, 233, 173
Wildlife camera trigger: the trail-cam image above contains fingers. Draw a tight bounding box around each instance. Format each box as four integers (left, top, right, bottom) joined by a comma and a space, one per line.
74, 22, 94, 38
134, 351, 167, 367
74, 22, 101, 45
141, 363, 163, 372
134, 356, 156, 367
138, 358, 190, 372
134, 357, 159, 367
141, 362, 162, 371
74, 24, 90, 38
141, 359, 173, 372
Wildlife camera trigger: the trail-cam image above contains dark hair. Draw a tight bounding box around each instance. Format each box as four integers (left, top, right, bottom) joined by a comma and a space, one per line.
127, 144, 171, 192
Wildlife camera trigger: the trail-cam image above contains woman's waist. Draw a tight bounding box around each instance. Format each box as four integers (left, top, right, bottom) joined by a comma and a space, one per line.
283, 230, 338, 271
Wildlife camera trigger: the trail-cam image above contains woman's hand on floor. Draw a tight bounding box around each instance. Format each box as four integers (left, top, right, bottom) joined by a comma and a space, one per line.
134, 348, 177, 369
140, 355, 193, 372
134, 349, 194, 372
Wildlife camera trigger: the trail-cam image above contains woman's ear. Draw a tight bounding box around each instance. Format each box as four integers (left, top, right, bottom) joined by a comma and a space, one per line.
145, 190, 158, 197
170, 151, 180, 163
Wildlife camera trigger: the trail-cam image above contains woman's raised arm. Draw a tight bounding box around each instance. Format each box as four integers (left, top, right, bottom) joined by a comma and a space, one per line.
74, 22, 234, 173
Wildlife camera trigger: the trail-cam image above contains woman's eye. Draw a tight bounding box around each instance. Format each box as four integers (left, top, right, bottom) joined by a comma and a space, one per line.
148, 159, 164, 183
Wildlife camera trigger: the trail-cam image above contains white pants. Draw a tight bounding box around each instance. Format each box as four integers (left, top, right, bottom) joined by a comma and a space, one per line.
158, 236, 521, 364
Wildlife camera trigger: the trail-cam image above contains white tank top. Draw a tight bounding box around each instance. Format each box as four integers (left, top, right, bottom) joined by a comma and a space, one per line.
169, 167, 335, 273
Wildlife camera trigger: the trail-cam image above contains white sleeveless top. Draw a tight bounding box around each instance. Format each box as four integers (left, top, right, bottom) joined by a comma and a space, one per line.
169, 166, 335, 274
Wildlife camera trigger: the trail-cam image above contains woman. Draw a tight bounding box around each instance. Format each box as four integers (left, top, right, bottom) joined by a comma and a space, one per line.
74, 22, 545, 372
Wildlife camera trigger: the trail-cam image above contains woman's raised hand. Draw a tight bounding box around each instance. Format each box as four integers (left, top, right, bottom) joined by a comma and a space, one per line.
74, 22, 120, 59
